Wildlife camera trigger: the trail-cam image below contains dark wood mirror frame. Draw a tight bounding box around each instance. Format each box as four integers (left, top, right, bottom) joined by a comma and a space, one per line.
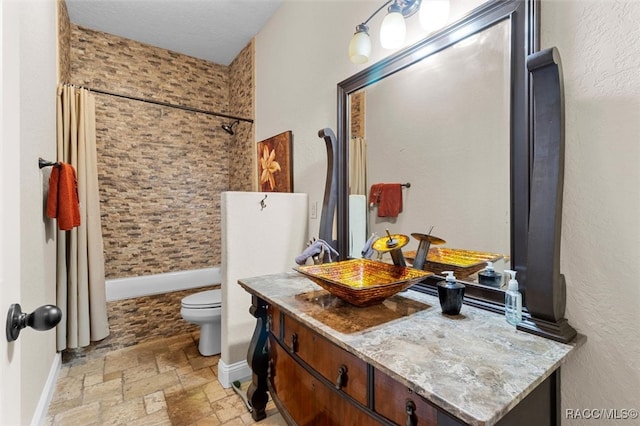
335, 0, 577, 343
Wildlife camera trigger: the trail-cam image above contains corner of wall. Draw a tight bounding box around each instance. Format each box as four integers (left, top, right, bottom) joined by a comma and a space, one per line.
29, 353, 61, 426
217, 359, 251, 389
56, 0, 71, 83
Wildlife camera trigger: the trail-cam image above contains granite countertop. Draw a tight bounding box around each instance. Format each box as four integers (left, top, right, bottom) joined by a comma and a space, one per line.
238, 271, 582, 426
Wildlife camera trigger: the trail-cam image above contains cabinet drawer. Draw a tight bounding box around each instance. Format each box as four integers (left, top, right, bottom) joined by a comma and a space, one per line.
270, 338, 384, 425
269, 335, 317, 425
268, 305, 281, 338
281, 313, 368, 405
374, 369, 438, 426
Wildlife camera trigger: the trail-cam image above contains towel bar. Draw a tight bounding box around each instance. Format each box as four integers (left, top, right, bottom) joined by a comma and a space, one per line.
38, 158, 60, 169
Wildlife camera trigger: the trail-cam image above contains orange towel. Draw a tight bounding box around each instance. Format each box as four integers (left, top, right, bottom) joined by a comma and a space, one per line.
378, 183, 403, 217
368, 183, 384, 206
46, 162, 81, 230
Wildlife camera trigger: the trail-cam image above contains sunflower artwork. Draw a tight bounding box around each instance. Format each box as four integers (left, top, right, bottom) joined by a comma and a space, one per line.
257, 131, 293, 192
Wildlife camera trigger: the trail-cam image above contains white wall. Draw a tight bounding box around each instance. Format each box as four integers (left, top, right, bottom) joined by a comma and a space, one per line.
255, 0, 485, 243
541, 1, 640, 423
1, 0, 59, 424
1, 0, 24, 423
255, 1, 358, 242
255, 0, 640, 423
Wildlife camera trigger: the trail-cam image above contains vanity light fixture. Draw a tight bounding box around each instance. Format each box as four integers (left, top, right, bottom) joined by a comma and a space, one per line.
379, 2, 408, 48
348, 0, 450, 64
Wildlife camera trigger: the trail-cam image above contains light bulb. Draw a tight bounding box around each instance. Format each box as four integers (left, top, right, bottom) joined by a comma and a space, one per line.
349, 28, 372, 64
419, 0, 450, 32
380, 9, 406, 49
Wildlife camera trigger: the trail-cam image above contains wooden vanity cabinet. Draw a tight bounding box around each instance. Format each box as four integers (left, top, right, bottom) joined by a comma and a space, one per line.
270, 337, 381, 425
279, 307, 368, 405
267, 305, 462, 426
244, 295, 561, 426
373, 369, 438, 425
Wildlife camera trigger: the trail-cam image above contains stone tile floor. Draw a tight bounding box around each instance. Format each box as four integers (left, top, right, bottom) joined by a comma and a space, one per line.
45, 332, 285, 425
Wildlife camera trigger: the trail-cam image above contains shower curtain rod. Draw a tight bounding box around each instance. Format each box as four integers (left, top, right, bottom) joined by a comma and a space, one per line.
65, 83, 254, 123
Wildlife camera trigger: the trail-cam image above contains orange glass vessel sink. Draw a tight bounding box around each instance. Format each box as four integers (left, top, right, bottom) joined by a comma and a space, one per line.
405, 247, 503, 277
294, 258, 432, 307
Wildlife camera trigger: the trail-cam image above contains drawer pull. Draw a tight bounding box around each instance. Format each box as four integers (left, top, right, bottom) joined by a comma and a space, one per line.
335, 365, 348, 390
289, 332, 298, 353
406, 400, 417, 426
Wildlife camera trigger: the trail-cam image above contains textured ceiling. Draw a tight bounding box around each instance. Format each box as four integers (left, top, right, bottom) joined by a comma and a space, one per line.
66, 0, 283, 66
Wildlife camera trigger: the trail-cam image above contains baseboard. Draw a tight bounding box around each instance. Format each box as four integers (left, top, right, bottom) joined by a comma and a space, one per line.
31, 352, 61, 426
217, 359, 252, 389
106, 267, 221, 301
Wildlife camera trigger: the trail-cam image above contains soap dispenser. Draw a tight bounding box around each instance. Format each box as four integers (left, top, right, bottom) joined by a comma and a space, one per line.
437, 271, 465, 315
504, 270, 522, 325
478, 261, 502, 288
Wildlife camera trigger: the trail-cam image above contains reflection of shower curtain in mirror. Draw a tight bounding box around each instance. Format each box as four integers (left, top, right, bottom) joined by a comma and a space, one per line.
55, 84, 109, 350
349, 137, 367, 195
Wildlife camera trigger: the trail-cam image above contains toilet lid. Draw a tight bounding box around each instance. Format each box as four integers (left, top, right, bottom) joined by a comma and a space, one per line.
182, 289, 222, 308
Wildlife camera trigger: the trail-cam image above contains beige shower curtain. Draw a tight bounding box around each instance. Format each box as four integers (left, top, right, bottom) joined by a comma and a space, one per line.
55, 84, 109, 351
349, 136, 367, 195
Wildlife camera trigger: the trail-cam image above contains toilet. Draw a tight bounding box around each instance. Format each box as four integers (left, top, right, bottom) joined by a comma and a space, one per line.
180, 289, 222, 356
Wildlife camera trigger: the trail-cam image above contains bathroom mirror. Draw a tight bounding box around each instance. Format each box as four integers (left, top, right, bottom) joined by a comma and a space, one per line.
362, 18, 511, 264
336, 0, 538, 310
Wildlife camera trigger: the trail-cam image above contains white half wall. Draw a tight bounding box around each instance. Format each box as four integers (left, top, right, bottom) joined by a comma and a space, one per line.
219, 191, 308, 387
217, 359, 252, 390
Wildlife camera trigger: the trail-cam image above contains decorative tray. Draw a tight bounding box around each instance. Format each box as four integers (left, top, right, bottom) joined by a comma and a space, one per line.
293, 258, 432, 307
404, 247, 503, 277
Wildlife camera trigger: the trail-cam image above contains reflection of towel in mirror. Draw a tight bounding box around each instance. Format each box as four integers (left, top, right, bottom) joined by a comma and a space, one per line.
295, 239, 339, 265
368, 183, 383, 207
369, 183, 403, 218
46, 162, 81, 231
361, 233, 377, 259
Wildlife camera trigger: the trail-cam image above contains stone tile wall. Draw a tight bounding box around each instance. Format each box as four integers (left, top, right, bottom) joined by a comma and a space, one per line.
61, 285, 218, 363
69, 24, 253, 278
58, 6, 255, 360
228, 40, 256, 191
57, 0, 71, 83
70, 25, 230, 115
351, 91, 365, 138
93, 94, 225, 276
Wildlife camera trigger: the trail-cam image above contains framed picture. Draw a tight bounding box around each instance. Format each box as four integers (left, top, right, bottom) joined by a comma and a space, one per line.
257, 131, 293, 192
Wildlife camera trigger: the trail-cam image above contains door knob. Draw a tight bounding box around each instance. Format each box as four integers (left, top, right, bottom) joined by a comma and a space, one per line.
6, 303, 62, 342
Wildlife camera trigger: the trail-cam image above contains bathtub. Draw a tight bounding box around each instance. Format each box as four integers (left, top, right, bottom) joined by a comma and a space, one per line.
105, 267, 221, 301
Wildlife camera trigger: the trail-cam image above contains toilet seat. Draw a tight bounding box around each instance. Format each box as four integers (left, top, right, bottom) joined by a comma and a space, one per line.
181, 289, 221, 309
